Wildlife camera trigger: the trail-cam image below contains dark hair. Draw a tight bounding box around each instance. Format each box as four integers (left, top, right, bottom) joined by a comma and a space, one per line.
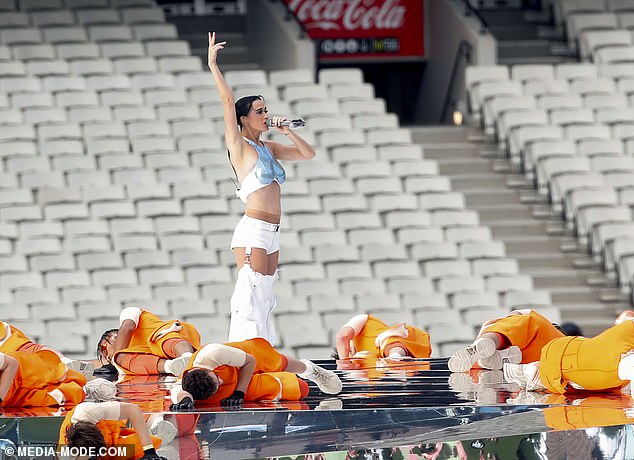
97, 328, 118, 364
182, 368, 219, 401
560, 322, 583, 336
65, 421, 107, 450
234, 95, 264, 128
331, 347, 339, 360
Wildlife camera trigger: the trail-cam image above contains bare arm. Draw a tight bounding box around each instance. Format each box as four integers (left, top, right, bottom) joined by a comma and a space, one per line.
112, 320, 135, 357
335, 314, 369, 359
0, 353, 18, 401
234, 353, 256, 394
207, 32, 243, 161
119, 402, 153, 447
268, 131, 316, 161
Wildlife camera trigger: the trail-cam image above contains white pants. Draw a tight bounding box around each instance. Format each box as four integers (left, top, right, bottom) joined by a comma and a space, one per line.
229, 265, 277, 346
230, 215, 280, 254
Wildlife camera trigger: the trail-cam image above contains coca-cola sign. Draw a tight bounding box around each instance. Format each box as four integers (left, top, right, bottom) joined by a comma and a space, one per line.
284, 0, 424, 59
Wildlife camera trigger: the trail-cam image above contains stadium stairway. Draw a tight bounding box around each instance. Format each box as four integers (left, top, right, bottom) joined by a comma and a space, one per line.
410, 124, 630, 336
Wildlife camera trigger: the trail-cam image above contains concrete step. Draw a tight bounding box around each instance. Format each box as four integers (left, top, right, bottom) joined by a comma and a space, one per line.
437, 159, 493, 175
532, 272, 595, 289
451, 175, 510, 191
517, 255, 577, 272
477, 205, 536, 221
504, 237, 565, 255
464, 190, 521, 207
491, 221, 551, 239
419, 144, 483, 160
409, 126, 471, 144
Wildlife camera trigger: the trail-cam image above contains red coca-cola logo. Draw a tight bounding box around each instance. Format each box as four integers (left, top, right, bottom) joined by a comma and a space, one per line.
286, 0, 406, 31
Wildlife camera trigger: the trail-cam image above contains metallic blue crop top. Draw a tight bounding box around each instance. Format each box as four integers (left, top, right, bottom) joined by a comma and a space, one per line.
237, 137, 286, 203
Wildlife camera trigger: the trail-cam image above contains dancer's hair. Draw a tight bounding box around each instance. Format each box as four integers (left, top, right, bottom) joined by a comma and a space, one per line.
96, 329, 118, 364
65, 421, 106, 451
182, 368, 220, 401
234, 95, 264, 128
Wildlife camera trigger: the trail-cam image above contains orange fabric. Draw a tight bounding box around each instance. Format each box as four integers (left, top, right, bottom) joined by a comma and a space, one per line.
58, 408, 161, 460
114, 310, 201, 375
539, 321, 634, 394
0, 325, 38, 353
17, 341, 46, 353
2, 350, 71, 407
117, 354, 161, 375
352, 315, 432, 358
184, 338, 305, 403
544, 396, 634, 430
161, 338, 184, 358
480, 310, 565, 363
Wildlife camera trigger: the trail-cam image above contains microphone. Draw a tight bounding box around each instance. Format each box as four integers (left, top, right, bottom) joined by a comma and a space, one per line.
266, 118, 306, 128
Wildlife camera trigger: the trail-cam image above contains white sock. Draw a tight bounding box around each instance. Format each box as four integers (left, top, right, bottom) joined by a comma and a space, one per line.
298, 359, 316, 378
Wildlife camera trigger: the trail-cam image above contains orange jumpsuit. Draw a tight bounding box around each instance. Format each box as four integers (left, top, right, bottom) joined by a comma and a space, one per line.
539, 321, 634, 394
2, 350, 85, 407
353, 315, 432, 358
480, 310, 564, 363
114, 310, 201, 375
0, 323, 46, 354
58, 407, 161, 460
183, 338, 307, 403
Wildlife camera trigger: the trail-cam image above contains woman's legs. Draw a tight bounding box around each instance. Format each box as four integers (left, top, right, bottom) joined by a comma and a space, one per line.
234, 248, 278, 275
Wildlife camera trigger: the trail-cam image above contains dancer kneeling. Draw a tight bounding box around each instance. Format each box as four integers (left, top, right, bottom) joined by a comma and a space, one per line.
504, 315, 634, 393
97, 307, 200, 377
448, 309, 566, 373
335, 314, 432, 359
60, 401, 175, 460
170, 338, 341, 409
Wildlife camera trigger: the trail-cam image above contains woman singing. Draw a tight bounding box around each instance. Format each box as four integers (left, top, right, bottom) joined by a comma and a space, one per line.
207, 32, 316, 345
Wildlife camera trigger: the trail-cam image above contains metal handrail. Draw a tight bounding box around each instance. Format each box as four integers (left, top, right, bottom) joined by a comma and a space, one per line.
461, 0, 490, 35
441, 40, 473, 123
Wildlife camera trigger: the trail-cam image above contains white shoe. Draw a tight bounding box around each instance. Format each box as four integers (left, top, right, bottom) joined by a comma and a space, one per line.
503, 363, 528, 389
164, 353, 192, 377
150, 418, 177, 445
315, 398, 343, 410
448, 372, 474, 392
523, 361, 546, 391
448, 337, 497, 372
84, 378, 117, 402
299, 360, 342, 395
478, 370, 504, 385
478, 346, 522, 370
67, 360, 95, 379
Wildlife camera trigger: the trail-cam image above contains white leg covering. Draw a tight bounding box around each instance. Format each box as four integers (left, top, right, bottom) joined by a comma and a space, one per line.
618, 352, 634, 381
229, 265, 278, 345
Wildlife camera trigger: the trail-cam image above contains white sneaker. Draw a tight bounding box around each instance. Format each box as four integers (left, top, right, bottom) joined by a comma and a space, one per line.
149, 417, 177, 445
478, 346, 522, 370
478, 370, 504, 385
448, 337, 497, 372
503, 363, 528, 389
67, 360, 95, 379
164, 353, 192, 377
299, 360, 342, 395
84, 378, 117, 402
523, 361, 547, 391
315, 398, 343, 410
448, 372, 474, 392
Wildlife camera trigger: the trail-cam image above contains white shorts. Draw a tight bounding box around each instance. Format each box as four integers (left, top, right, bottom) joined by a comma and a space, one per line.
230, 215, 281, 255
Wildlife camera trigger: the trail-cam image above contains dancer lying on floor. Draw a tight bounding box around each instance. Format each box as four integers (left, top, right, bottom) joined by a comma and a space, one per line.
448, 309, 567, 373
504, 312, 634, 393
0, 321, 94, 377
97, 307, 200, 377
0, 349, 86, 407
334, 313, 432, 359
59, 401, 174, 460
170, 338, 341, 409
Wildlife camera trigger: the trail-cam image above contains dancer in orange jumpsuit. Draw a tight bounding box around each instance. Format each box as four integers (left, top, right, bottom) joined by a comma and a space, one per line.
0, 321, 94, 377
59, 401, 172, 460
449, 309, 566, 372
0, 349, 85, 408
97, 307, 200, 377
334, 314, 432, 359
170, 338, 341, 409
504, 318, 634, 393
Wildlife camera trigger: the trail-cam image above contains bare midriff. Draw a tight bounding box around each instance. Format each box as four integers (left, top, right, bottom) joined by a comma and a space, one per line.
245, 182, 282, 224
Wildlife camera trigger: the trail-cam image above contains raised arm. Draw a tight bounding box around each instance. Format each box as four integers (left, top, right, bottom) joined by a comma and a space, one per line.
207, 32, 243, 160
119, 402, 153, 449
112, 307, 141, 356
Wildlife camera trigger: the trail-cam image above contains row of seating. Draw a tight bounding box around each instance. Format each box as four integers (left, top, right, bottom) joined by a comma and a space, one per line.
0, 0, 155, 11
0, 6, 164, 26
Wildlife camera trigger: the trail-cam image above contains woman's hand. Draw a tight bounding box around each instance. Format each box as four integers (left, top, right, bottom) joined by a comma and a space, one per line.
208, 32, 226, 69
268, 115, 290, 135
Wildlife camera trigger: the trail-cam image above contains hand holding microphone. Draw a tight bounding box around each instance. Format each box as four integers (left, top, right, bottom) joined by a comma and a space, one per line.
266, 118, 306, 129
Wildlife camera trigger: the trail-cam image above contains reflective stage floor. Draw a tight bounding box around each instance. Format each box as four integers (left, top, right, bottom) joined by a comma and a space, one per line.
2, 357, 634, 459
